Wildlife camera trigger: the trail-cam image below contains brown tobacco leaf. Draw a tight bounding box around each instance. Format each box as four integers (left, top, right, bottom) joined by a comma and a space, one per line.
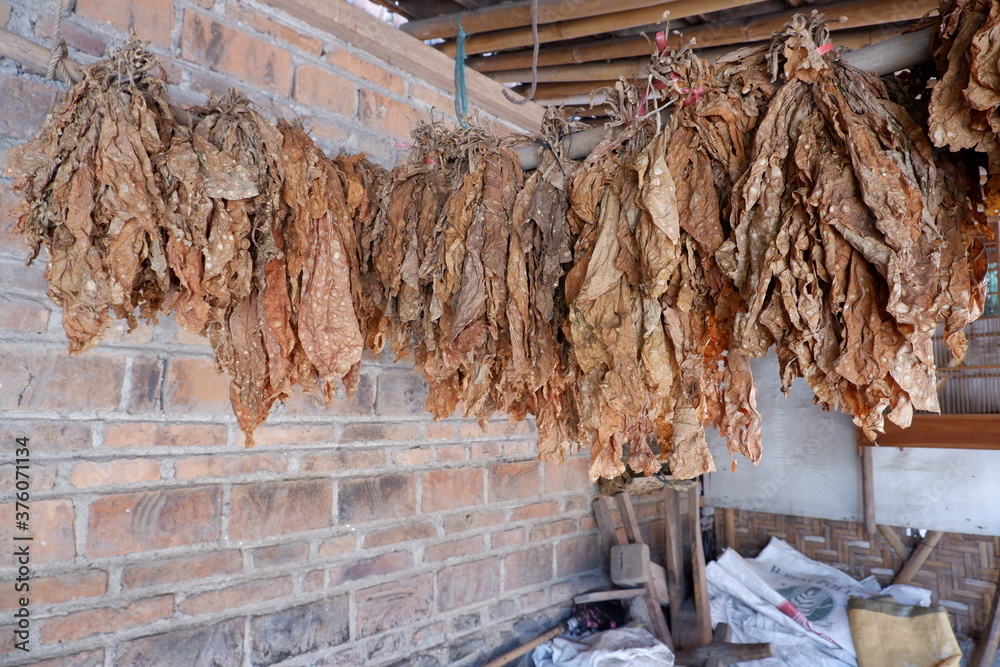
4, 38, 174, 353
725, 13, 987, 441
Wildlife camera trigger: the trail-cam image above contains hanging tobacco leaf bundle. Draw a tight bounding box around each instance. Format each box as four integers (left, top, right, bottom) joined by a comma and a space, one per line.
653, 44, 774, 472
566, 83, 697, 481
721, 13, 989, 441
929, 0, 1000, 214
5, 37, 175, 353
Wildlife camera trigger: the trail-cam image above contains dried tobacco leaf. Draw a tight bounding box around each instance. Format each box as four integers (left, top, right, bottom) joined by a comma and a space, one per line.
4, 37, 174, 353
723, 13, 988, 441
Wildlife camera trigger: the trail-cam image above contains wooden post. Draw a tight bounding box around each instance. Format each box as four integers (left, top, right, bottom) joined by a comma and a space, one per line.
878, 524, 909, 561
972, 578, 1000, 667
892, 531, 945, 585
723, 508, 737, 554
664, 487, 687, 638
690, 484, 714, 647
861, 445, 877, 535
615, 492, 643, 544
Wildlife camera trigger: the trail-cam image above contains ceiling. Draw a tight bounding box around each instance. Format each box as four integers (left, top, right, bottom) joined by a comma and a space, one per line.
373, 0, 937, 121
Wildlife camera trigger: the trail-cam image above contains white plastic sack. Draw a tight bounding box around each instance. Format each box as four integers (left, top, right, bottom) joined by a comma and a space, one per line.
531, 626, 674, 667
707, 537, 932, 667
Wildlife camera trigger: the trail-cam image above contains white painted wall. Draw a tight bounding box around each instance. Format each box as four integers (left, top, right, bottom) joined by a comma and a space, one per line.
703, 354, 1000, 536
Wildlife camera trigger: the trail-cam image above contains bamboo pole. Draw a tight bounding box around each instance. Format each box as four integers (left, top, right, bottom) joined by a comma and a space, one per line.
402, 0, 668, 41
512, 27, 933, 169
523, 79, 618, 102
467, 0, 932, 72
440, 0, 770, 57
892, 530, 945, 585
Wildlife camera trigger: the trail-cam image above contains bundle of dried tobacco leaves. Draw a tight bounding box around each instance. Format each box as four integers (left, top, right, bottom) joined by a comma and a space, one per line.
5, 37, 175, 353
930, 0, 1000, 215
720, 14, 989, 441
372, 117, 584, 461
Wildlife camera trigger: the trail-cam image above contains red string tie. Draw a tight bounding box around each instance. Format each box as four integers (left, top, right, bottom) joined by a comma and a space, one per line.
816, 42, 834, 55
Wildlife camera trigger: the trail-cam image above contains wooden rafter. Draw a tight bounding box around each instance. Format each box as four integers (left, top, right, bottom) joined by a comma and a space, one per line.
467, 0, 933, 72
401, 0, 668, 41
440, 0, 770, 56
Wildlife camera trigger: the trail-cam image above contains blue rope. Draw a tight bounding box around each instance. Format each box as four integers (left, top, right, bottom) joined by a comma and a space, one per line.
454, 16, 469, 128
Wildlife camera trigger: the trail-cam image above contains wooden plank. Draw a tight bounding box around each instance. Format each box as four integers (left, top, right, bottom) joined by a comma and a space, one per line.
867, 414, 1000, 451
593, 496, 624, 561
466, 0, 932, 70
861, 445, 876, 535
878, 525, 909, 560
482, 623, 567, 667
892, 531, 945, 585
690, 484, 714, 647
664, 487, 687, 641
0, 26, 80, 82
615, 492, 644, 544
574, 588, 645, 604
441, 0, 769, 56
723, 508, 737, 552
972, 578, 1000, 667
674, 641, 775, 666
642, 585, 675, 651
259, 0, 545, 132
487, 57, 650, 84
706, 623, 733, 667
402, 0, 668, 41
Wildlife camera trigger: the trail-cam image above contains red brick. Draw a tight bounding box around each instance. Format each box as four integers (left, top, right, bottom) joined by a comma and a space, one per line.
0, 570, 105, 611
363, 522, 436, 548
438, 557, 502, 611
423, 423, 456, 439
435, 444, 466, 462
117, 619, 243, 666
339, 422, 420, 443
0, 2, 8, 27
579, 516, 597, 531
123, 550, 242, 589
182, 11, 293, 95
443, 509, 505, 534
557, 534, 604, 578
483, 420, 536, 437
489, 461, 541, 503
0, 296, 48, 332
162, 357, 230, 414
422, 468, 485, 513
358, 89, 417, 141
40, 595, 173, 643
35, 15, 106, 56
375, 369, 429, 416
97, 319, 156, 345
329, 551, 412, 586
303, 569, 325, 592
338, 474, 415, 523
70, 458, 160, 488
103, 422, 228, 448
0, 462, 56, 491
327, 49, 405, 95
0, 422, 90, 452
127, 355, 163, 413
564, 496, 590, 513
512, 501, 559, 521
180, 576, 292, 615
87, 487, 221, 557
503, 439, 537, 457
504, 545, 553, 591
293, 64, 356, 116
544, 457, 593, 494
282, 377, 375, 416
530, 518, 577, 542
250, 597, 349, 661
317, 534, 356, 558
309, 445, 364, 478
174, 453, 287, 479
252, 423, 335, 446
356, 573, 433, 638
230, 478, 332, 540
251, 541, 309, 568
1, 347, 124, 410
308, 119, 350, 147
422, 535, 483, 562
392, 448, 432, 466
492, 528, 526, 549
0, 184, 26, 253
471, 441, 502, 460
0, 499, 75, 564
228, 5, 322, 55
458, 423, 483, 438
77, 0, 173, 48
26, 650, 103, 667
411, 83, 454, 115
0, 72, 58, 143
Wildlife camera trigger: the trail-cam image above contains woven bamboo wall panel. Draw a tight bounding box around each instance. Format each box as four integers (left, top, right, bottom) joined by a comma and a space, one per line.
715, 509, 1000, 638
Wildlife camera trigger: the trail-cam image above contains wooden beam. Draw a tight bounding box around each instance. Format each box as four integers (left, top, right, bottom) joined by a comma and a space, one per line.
467, 0, 932, 71
892, 531, 945, 586
616, 492, 644, 544
861, 445, 876, 535
674, 641, 775, 666
972, 578, 1000, 667
574, 588, 645, 604
664, 487, 687, 643
690, 484, 714, 648
441, 0, 770, 56
258, 0, 546, 132
878, 525, 909, 561
868, 414, 1000, 451
0, 26, 81, 82
402, 0, 668, 41
488, 57, 650, 84
528, 79, 619, 102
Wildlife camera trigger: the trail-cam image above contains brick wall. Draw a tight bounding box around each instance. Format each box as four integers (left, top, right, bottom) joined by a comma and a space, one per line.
0, 1, 665, 665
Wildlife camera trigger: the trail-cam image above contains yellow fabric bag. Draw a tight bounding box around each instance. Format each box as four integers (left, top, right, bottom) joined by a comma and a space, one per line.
847, 596, 962, 667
